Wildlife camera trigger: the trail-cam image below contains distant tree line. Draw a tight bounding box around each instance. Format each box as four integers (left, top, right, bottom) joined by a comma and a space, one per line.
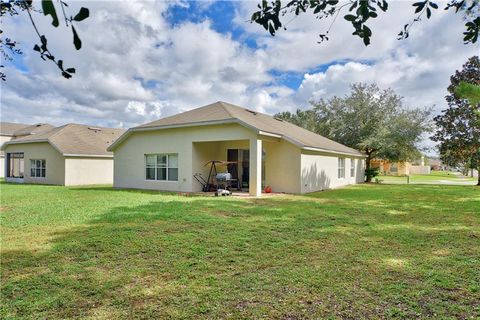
276, 83, 432, 182
276, 56, 480, 185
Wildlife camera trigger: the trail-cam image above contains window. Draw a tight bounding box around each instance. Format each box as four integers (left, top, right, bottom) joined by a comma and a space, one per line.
390, 162, 398, 173
30, 159, 46, 178
338, 158, 345, 179
350, 159, 355, 177
145, 154, 178, 181
6, 153, 24, 178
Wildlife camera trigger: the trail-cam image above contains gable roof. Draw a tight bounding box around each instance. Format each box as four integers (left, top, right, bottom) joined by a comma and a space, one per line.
0, 122, 33, 136
2, 124, 125, 157
111, 101, 364, 157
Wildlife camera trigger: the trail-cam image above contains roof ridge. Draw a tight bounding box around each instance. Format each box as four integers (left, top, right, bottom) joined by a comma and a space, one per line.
217, 101, 236, 118
64, 123, 124, 130
45, 124, 71, 148
219, 101, 274, 119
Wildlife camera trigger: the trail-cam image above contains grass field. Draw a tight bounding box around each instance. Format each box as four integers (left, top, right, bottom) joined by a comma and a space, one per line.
1, 182, 479, 319
377, 170, 477, 185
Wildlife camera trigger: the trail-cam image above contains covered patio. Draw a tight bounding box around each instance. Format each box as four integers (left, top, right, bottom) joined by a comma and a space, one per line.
192, 134, 300, 196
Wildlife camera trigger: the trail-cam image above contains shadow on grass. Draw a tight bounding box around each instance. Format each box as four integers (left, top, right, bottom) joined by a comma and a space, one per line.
2, 185, 479, 319
69, 186, 179, 195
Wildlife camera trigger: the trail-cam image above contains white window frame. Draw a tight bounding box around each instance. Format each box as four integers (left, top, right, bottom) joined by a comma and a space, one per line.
30, 159, 46, 178
338, 157, 345, 179
145, 154, 178, 181
350, 158, 355, 177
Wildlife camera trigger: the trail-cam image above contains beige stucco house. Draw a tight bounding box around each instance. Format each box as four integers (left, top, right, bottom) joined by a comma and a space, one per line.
2, 123, 124, 185
0, 122, 55, 178
109, 102, 366, 196
371, 156, 431, 176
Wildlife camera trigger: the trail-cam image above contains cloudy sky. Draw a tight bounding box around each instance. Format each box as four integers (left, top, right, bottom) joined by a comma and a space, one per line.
1, 0, 478, 136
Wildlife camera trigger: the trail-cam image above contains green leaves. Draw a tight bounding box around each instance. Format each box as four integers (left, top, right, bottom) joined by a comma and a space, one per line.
362, 25, 372, 45
378, 0, 388, 12
463, 17, 480, 44
277, 83, 432, 168
33, 1, 90, 78
73, 7, 89, 22
426, 7, 432, 18
251, 0, 479, 46
251, 0, 283, 36
42, 0, 59, 27
72, 26, 81, 50
455, 82, 480, 106
57, 60, 76, 79
412, 1, 427, 13
344, 14, 356, 22
412, 1, 438, 18
433, 57, 480, 176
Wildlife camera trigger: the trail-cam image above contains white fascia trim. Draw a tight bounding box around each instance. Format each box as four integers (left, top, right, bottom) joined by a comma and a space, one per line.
258, 131, 282, 138
3, 139, 49, 145
133, 119, 239, 131
302, 146, 367, 158
1, 139, 50, 151
63, 154, 113, 158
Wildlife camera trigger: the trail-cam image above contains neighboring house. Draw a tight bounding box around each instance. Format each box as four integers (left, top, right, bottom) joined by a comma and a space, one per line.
372, 156, 431, 176
109, 101, 366, 196
2, 123, 124, 185
429, 158, 449, 171
0, 122, 55, 178
371, 159, 410, 176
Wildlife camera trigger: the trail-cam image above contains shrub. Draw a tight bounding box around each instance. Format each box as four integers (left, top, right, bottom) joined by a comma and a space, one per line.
365, 167, 380, 182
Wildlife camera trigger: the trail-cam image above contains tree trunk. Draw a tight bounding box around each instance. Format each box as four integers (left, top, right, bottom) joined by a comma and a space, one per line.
477, 166, 480, 186
365, 153, 372, 183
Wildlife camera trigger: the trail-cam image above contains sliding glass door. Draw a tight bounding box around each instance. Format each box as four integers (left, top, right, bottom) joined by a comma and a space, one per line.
7, 153, 24, 178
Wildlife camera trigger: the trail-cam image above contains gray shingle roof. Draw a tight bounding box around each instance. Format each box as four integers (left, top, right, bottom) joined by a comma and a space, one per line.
0, 122, 55, 137
13, 124, 56, 137
3, 124, 125, 157
0, 122, 33, 136
128, 101, 364, 156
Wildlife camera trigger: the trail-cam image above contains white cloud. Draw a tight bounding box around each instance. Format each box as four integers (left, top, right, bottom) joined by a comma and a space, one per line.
0, 0, 478, 140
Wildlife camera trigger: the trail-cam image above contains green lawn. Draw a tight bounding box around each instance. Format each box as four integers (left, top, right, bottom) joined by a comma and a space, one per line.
1, 183, 479, 319
377, 171, 477, 185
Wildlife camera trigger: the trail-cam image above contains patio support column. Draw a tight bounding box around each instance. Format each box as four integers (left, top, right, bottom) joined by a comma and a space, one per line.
249, 137, 262, 197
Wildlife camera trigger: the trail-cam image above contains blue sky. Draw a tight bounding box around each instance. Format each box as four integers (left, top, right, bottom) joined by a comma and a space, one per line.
164, 1, 379, 92
1, 0, 478, 148
165, 1, 259, 49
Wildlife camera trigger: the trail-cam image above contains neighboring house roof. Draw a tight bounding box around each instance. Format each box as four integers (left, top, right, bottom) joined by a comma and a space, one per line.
0, 122, 33, 136
2, 123, 125, 157
111, 101, 364, 156
12, 123, 55, 137
1, 122, 54, 156
0, 122, 55, 137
